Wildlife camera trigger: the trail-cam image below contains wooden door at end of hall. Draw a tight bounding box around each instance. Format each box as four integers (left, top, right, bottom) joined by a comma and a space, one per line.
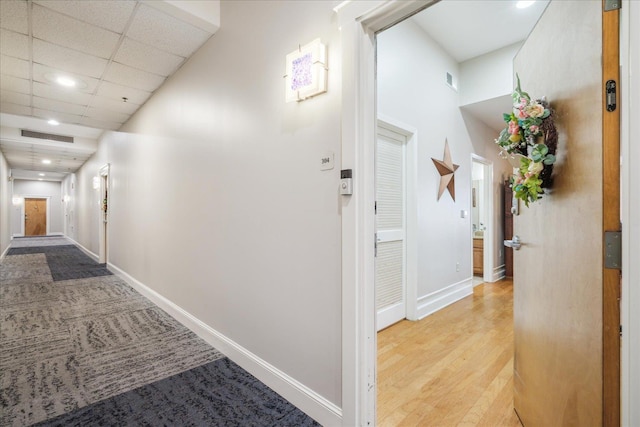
25, 198, 47, 236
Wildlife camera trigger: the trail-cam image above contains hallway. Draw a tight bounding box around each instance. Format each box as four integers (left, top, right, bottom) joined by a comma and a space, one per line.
0, 237, 318, 426
377, 280, 519, 426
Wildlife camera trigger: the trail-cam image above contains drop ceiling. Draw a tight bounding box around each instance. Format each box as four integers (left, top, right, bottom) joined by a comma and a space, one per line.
0, 0, 218, 180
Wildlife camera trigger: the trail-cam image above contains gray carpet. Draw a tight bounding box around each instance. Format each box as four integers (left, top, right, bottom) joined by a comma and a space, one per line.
1, 238, 319, 426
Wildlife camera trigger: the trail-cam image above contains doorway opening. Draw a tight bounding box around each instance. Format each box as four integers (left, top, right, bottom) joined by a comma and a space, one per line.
98, 164, 109, 264
471, 155, 494, 286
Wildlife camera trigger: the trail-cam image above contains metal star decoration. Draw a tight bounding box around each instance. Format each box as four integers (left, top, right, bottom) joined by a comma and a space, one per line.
431, 139, 459, 201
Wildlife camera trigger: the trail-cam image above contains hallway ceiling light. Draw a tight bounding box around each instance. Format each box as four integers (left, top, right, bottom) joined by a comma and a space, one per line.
42, 159, 52, 164
47, 119, 60, 126
43, 73, 88, 90
516, 1, 535, 8
39, 173, 45, 176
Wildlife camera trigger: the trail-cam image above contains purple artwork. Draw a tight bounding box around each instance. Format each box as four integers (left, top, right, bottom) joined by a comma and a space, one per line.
291, 53, 313, 91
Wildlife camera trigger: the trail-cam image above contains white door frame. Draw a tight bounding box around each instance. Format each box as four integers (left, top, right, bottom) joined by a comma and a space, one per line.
337, 1, 437, 424
98, 164, 109, 264
377, 116, 418, 323
338, 1, 636, 425
18, 195, 51, 237
470, 154, 495, 284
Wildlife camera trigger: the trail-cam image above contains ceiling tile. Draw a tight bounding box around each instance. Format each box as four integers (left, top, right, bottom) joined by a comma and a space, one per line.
127, 3, 211, 57
0, 89, 30, 106
0, 29, 29, 60
33, 96, 87, 116
84, 107, 128, 123
32, 4, 121, 59
33, 39, 109, 79
115, 37, 184, 76
0, 0, 28, 34
34, 0, 136, 33
104, 62, 165, 92
33, 63, 100, 93
0, 74, 30, 94
32, 81, 93, 106
79, 117, 121, 131
96, 81, 151, 105
88, 95, 140, 115
0, 102, 31, 116
33, 108, 83, 125
0, 55, 29, 79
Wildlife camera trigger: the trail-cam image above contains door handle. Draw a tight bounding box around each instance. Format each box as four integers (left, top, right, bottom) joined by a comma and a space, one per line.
504, 235, 522, 250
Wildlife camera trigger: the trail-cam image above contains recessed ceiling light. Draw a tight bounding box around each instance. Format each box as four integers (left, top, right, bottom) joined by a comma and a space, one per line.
44, 72, 88, 90
42, 159, 51, 164
39, 178, 43, 181
516, 0, 535, 8
56, 76, 76, 87
47, 119, 60, 126
39, 173, 45, 176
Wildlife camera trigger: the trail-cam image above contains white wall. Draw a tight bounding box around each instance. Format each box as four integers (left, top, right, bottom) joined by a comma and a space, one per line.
0, 151, 10, 256
459, 42, 521, 106
11, 179, 63, 236
377, 19, 510, 309
61, 173, 77, 241
69, 0, 342, 423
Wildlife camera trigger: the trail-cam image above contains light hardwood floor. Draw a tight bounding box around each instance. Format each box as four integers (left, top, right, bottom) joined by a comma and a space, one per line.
377, 279, 522, 426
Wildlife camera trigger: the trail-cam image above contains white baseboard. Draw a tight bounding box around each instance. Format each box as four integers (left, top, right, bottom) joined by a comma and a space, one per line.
417, 278, 473, 320
12, 233, 23, 238
49, 232, 64, 236
107, 262, 342, 427
0, 245, 9, 260
377, 302, 405, 331
65, 237, 99, 262
491, 265, 506, 282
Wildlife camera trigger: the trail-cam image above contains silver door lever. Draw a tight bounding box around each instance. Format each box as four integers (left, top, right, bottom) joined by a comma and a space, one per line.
504, 235, 522, 250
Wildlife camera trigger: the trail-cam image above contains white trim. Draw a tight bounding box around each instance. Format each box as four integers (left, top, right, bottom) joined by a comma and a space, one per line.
66, 236, 99, 262
416, 278, 473, 320
107, 262, 342, 427
338, 2, 437, 424
0, 245, 9, 260
491, 264, 506, 283
620, 1, 639, 425
376, 302, 405, 331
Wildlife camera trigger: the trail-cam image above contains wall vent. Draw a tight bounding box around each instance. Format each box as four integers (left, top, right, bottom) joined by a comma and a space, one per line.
21, 129, 74, 143
446, 72, 457, 91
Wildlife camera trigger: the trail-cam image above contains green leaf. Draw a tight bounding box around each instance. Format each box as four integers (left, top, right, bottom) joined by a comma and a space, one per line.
503, 113, 512, 122
543, 154, 556, 165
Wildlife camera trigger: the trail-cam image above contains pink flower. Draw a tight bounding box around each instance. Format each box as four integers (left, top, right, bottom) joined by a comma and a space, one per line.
529, 125, 539, 134
514, 108, 527, 120
508, 120, 520, 135
513, 97, 527, 109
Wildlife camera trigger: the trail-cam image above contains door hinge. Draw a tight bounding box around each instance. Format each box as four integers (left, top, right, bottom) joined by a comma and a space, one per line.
604, 0, 621, 11
604, 230, 622, 270
374, 201, 377, 215
374, 233, 377, 257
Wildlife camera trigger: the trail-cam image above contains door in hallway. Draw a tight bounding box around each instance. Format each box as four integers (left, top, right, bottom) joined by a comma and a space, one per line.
375, 124, 406, 331
512, 1, 620, 426
25, 198, 47, 236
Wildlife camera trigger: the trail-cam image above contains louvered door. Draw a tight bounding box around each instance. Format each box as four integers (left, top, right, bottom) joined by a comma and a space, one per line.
375, 125, 406, 331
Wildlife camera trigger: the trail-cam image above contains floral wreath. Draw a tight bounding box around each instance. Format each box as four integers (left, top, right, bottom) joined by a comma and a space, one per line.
496, 75, 558, 206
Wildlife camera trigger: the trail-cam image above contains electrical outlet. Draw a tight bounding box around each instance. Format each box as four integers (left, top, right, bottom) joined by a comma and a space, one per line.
456, 262, 460, 272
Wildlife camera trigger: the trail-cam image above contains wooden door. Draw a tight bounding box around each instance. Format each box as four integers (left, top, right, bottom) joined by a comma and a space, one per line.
512, 1, 619, 426
375, 124, 406, 331
25, 198, 47, 236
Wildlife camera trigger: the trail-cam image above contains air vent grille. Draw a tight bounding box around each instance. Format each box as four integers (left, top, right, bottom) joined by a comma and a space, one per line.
21, 129, 74, 143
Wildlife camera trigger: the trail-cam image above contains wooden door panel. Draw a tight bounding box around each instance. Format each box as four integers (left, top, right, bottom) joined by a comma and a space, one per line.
25, 198, 47, 236
513, 1, 606, 426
